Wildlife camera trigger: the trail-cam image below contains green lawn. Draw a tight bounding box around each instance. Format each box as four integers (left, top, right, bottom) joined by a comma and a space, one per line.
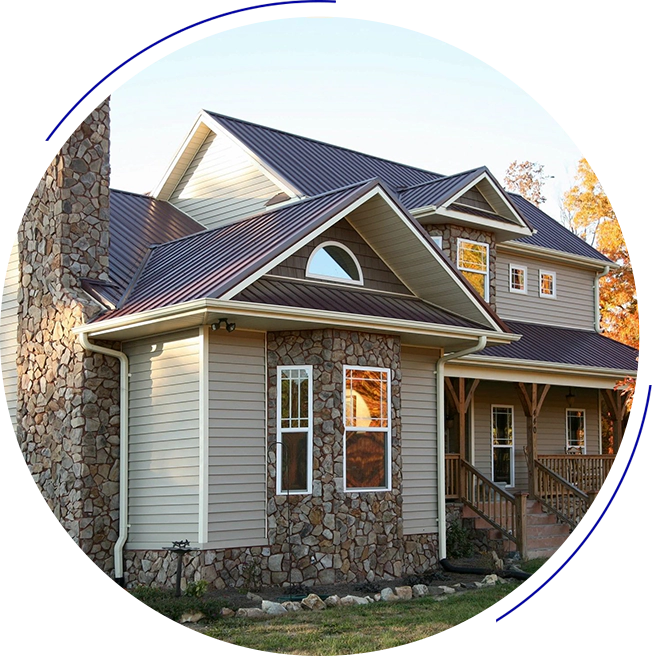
200, 584, 519, 655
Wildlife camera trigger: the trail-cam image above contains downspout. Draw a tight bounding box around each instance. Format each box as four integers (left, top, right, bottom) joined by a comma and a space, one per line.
436, 336, 487, 561
594, 266, 610, 332
78, 332, 129, 585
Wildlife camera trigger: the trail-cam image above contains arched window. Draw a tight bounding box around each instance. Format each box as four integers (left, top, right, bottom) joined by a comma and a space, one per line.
306, 241, 364, 285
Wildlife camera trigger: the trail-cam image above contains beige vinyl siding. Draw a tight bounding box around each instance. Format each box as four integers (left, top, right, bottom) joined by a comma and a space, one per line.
269, 218, 412, 295
495, 251, 595, 330
473, 381, 528, 489
472, 382, 601, 489
169, 129, 284, 230
124, 330, 201, 549
401, 346, 438, 535
207, 329, 266, 548
536, 386, 600, 456
1, 240, 19, 429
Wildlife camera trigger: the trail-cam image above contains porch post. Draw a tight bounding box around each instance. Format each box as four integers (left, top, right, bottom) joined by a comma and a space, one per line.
445, 377, 479, 462
515, 382, 550, 496
601, 389, 628, 453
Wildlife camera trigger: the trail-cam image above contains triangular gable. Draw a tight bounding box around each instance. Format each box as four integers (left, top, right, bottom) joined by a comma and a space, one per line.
105, 179, 506, 333
405, 167, 534, 241
152, 111, 301, 218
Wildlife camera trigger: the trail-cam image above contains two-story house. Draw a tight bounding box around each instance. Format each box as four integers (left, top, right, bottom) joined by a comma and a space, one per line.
3, 101, 637, 589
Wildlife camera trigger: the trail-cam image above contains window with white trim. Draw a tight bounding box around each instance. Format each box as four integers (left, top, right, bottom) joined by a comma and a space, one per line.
343, 366, 391, 492
539, 270, 556, 298
432, 235, 443, 249
492, 405, 514, 486
457, 239, 489, 300
509, 264, 527, 294
306, 241, 363, 285
277, 366, 313, 494
566, 409, 586, 454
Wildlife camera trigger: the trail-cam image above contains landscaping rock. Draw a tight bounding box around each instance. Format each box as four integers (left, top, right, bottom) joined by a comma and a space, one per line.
221, 608, 235, 617
380, 587, 399, 602
481, 574, 499, 587
428, 585, 445, 597
395, 586, 413, 600
179, 611, 205, 624
262, 600, 288, 616
281, 601, 303, 613
325, 595, 341, 607
301, 594, 327, 611
412, 584, 428, 598
247, 592, 263, 603
340, 595, 368, 606
236, 608, 267, 618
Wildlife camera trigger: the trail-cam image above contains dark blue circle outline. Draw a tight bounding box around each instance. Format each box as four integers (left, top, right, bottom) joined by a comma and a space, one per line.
43, 0, 646, 622
45, 0, 337, 141
497, 383, 649, 622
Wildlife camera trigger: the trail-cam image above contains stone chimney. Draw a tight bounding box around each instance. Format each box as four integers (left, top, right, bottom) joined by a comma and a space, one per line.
17, 99, 121, 574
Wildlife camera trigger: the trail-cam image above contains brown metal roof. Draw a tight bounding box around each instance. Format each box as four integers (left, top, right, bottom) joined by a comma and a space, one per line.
98, 180, 379, 320
207, 111, 444, 195
481, 321, 638, 371
234, 277, 489, 330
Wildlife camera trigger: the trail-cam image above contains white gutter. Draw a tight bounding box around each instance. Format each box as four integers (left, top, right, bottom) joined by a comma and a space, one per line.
435, 335, 487, 561
78, 333, 129, 584
594, 266, 610, 332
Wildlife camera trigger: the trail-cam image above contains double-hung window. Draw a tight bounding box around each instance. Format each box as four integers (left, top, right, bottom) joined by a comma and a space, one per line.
277, 366, 312, 494
343, 366, 391, 492
457, 239, 489, 300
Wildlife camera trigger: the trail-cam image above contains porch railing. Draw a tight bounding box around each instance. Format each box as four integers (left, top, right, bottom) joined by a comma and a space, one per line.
445, 454, 461, 499
458, 459, 527, 555
533, 460, 590, 528
537, 455, 615, 493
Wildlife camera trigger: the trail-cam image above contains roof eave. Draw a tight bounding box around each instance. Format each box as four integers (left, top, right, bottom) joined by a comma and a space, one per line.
498, 241, 616, 269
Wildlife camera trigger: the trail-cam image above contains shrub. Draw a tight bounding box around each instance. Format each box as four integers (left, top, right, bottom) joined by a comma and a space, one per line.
185, 580, 208, 598
446, 520, 474, 559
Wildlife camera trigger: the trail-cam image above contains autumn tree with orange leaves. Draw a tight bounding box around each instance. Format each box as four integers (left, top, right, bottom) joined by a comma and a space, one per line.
563, 158, 638, 349
503, 160, 551, 207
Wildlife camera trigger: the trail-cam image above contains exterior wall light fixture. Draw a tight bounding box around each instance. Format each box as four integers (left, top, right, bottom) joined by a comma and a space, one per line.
211, 318, 236, 332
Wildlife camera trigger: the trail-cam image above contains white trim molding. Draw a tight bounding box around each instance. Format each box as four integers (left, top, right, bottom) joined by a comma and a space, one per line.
539, 269, 557, 298
306, 240, 364, 286
509, 263, 528, 294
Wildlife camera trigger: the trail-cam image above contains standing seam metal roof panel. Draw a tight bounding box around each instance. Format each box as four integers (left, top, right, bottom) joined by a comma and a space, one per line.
207, 111, 444, 196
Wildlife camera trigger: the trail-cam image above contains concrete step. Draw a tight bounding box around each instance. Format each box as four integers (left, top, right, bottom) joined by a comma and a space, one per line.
527, 523, 570, 539
526, 535, 568, 550
527, 512, 561, 526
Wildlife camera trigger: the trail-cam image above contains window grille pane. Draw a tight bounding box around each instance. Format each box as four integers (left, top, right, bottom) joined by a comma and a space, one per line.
458, 241, 488, 272
511, 267, 525, 291
281, 431, 308, 491
345, 369, 388, 428
492, 407, 513, 445
567, 411, 585, 449
345, 431, 387, 489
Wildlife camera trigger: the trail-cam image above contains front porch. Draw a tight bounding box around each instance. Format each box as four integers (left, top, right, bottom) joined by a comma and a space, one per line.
442, 377, 627, 559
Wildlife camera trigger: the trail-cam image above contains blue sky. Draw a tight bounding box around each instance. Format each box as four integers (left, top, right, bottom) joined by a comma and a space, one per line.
111, 17, 583, 219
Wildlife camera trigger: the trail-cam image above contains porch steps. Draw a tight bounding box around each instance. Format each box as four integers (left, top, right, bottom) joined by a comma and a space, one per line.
461, 499, 570, 561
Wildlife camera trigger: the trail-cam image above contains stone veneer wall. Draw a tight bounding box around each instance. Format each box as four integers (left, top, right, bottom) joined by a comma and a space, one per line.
123, 329, 440, 590
17, 99, 121, 574
426, 224, 496, 308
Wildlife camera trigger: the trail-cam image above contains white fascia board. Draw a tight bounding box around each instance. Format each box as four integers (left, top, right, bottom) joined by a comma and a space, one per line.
434, 208, 532, 237
446, 353, 636, 388
201, 111, 302, 200
372, 187, 505, 333
75, 296, 519, 345
152, 113, 207, 200
443, 171, 529, 230
497, 241, 616, 271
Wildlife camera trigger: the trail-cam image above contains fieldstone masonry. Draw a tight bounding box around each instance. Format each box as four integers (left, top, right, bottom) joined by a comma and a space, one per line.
123, 329, 440, 590
17, 99, 120, 574
426, 223, 496, 308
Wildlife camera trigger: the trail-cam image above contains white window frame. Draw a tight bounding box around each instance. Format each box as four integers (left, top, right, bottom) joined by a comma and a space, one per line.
306, 241, 364, 286
457, 238, 489, 301
509, 264, 528, 294
432, 235, 443, 249
566, 408, 587, 454
276, 365, 313, 495
539, 269, 557, 298
342, 365, 392, 493
491, 405, 515, 488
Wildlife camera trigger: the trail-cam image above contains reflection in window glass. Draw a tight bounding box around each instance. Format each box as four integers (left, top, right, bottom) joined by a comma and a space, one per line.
492, 406, 514, 486
540, 270, 556, 297
566, 409, 586, 453
457, 239, 489, 300
510, 265, 527, 293
343, 367, 390, 491
278, 367, 312, 493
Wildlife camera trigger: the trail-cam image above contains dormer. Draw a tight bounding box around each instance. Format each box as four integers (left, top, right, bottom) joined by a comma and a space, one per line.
398, 167, 534, 308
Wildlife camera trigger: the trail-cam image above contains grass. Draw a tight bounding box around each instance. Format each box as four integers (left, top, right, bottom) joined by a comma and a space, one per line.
520, 557, 548, 574
130, 586, 228, 622
200, 584, 519, 655
132, 559, 545, 656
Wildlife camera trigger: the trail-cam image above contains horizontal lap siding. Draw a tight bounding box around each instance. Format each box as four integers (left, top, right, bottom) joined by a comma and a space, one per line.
208, 330, 266, 548
124, 330, 200, 549
1, 240, 18, 429
169, 130, 282, 230
495, 252, 595, 330
401, 347, 438, 534
473, 381, 528, 490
